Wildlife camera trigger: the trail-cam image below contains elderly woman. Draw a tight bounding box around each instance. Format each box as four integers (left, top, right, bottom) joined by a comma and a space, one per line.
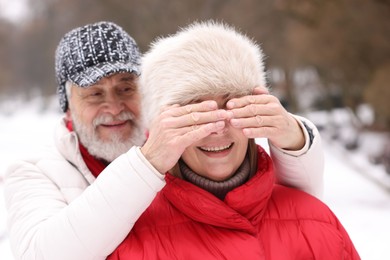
109, 21, 359, 259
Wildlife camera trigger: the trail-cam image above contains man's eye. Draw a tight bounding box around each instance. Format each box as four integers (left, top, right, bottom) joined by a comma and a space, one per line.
89, 92, 102, 97
120, 86, 136, 94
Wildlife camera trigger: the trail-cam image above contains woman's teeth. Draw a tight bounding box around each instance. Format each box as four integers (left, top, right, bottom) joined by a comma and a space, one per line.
199, 143, 232, 152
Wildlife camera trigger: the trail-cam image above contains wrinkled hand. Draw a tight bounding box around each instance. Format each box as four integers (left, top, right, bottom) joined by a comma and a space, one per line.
141, 101, 233, 174
227, 87, 305, 150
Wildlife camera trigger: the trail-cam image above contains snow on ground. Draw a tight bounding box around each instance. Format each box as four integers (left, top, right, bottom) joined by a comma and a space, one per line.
323, 142, 390, 259
0, 104, 60, 259
1, 106, 390, 259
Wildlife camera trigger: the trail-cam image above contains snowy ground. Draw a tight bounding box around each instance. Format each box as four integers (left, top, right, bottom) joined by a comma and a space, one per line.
1, 106, 390, 259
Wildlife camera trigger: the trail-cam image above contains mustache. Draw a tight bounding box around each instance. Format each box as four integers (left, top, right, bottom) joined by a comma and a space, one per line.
93, 111, 137, 127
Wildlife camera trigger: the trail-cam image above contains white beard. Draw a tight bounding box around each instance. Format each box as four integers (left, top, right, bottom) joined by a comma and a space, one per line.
71, 111, 145, 162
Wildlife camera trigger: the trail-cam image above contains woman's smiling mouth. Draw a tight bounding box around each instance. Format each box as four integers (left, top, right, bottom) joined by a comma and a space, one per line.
198, 143, 233, 153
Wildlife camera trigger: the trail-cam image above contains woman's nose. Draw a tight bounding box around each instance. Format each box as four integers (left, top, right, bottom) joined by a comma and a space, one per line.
212, 119, 229, 135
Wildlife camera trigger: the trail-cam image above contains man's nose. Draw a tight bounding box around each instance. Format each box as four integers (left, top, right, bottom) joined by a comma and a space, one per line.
102, 95, 125, 115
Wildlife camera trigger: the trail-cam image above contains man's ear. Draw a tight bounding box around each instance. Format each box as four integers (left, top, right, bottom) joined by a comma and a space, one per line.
65, 109, 72, 121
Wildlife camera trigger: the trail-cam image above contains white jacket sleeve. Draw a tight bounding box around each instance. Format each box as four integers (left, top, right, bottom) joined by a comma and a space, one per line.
269, 115, 324, 199
4, 146, 165, 260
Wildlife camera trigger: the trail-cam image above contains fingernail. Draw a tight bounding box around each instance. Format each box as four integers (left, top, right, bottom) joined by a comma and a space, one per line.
243, 128, 251, 136
227, 101, 235, 109
230, 119, 239, 127
216, 121, 225, 128
208, 101, 217, 109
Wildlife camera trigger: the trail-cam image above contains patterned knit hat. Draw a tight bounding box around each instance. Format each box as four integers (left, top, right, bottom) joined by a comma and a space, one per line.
55, 21, 141, 112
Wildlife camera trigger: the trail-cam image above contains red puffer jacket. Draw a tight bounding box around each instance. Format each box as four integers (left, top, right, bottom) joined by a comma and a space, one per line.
109, 147, 360, 260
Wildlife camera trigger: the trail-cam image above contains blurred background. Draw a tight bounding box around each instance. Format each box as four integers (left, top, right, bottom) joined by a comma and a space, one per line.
1, 0, 390, 259
0, 0, 390, 120
1, 0, 390, 145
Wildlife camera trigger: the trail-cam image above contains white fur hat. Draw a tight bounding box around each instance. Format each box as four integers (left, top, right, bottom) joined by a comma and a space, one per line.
140, 21, 267, 128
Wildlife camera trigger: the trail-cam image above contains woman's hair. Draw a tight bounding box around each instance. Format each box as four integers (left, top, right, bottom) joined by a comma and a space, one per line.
140, 20, 267, 129
247, 139, 259, 176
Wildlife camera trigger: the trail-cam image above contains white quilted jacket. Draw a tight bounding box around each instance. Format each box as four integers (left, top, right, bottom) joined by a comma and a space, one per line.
4, 115, 323, 260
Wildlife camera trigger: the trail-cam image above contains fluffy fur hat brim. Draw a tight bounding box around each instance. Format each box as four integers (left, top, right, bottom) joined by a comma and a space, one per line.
140, 21, 267, 128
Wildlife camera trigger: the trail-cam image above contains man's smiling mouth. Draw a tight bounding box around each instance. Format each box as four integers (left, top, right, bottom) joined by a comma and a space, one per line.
101, 121, 128, 127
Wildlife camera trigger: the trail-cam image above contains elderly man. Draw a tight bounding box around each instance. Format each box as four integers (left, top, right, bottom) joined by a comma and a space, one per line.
4, 21, 323, 260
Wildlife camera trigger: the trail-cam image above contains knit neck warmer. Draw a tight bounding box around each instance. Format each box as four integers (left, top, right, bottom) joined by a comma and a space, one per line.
179, 157, 250, 200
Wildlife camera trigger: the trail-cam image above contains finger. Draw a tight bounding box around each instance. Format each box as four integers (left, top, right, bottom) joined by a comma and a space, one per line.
252, 86, 269, 95
180, 120, 226, 145
230, 115, 265, 128
162, 108, 233, 129
229, 103, 279, 119
169, 100, 218, 116
161, 104, 180, 112
178, 109, 232, 128
242, 126, 275, 139
226, 93, 272, 109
